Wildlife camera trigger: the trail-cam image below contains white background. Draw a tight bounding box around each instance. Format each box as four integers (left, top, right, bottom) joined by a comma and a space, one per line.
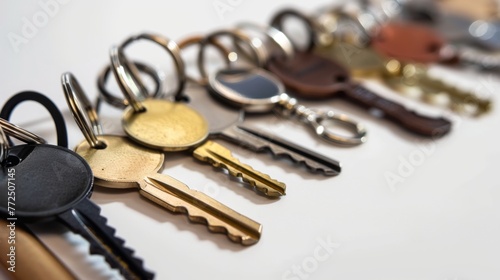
1, 0, 500, 279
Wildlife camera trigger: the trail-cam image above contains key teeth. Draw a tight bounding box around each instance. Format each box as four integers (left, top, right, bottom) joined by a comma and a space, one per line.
194, 141, 286, 197
179, 205, 259, 245
74, 202, 155, 280
231, 126, 341, 176
419, 73, 492, 116
260, 146, 340, 176
145, 176, 261, 245
203, 154, 285, 197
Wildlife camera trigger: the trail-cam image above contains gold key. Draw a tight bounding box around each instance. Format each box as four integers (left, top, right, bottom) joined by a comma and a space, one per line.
74, 135, 262, 245
63, 73, 262, 245
110, 44, 286, 197
383, 59, 493, 116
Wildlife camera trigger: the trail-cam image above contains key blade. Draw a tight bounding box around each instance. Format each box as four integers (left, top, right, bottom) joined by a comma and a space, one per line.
140, 173, 262, 245
413, 67, 492, 116
193, 141, 286, 197
58, 200, 154, 280
222, 125, 341, 176
348, 84, 452, 137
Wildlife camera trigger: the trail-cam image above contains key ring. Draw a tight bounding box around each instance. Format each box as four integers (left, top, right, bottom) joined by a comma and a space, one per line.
234, 22, 295, 61
208, 67, 367, 145
197, 29, 268, 81
276, 94, 367, 145
177, 35, 234, 86
97, 61, 164, 110
0, 126, 8, 163
0, 118, 47, 165
62, 72, 106, 149
318, 8, 372, 47
0, 118, 47, 146
116, 33, 186, 111
0, 91, 68, 148
270, 8, 323, 53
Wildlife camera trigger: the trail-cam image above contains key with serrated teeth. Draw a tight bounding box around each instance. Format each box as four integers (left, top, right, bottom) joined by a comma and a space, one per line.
184, 85, 342, 176
193, 141, 286, 196
74, 135, 263, 245
104, 43, 286, 197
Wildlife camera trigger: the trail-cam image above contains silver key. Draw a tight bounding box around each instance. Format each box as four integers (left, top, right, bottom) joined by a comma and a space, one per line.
185, 85, 342, 176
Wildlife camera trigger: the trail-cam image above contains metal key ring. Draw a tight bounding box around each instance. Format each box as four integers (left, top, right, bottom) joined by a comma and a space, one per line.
177, 35, 233, 86
0, 118, 47, 146
234, 22, 295, 62
308, 110, 368, 145
270, 8, 322, 53
313, 8, 367, 47
325, 7, 378, 47
118, 33, 186, 105
62, 72, 106, 149
0, 118, 47, 164
276, 94, 367, 145
197, 29, 268, 81
0, 125, 8, 163
97, 61, 164, 110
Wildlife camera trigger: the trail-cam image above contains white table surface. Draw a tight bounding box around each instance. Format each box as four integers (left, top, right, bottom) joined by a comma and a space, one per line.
1, 1, 500, 279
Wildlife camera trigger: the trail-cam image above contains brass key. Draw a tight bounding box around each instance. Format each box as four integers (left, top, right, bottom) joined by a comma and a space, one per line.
383, 59, 493, 115
110, 41, 286, 197
75, 135, 262, 245
63, 73, 262, 245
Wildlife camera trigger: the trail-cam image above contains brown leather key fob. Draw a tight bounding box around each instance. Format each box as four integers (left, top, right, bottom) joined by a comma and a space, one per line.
266, 51, 452, 138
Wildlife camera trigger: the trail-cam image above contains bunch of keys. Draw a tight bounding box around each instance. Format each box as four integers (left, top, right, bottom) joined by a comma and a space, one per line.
236, 15, 452, 138
196, 28, 368, 146
176, 32, 342, 176
307, 5, 493, 116
0, 118, 154, 279
105, 33, 286, 197
63, 72, 262, 245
